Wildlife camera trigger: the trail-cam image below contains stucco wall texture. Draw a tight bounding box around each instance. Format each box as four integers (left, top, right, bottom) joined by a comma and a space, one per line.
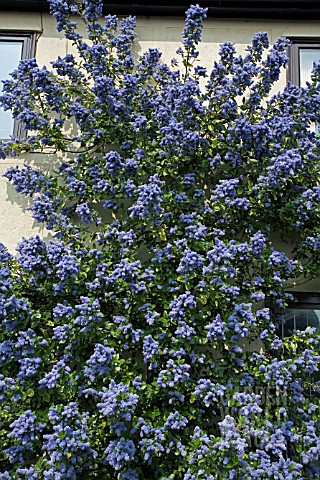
1, 11, 320, 292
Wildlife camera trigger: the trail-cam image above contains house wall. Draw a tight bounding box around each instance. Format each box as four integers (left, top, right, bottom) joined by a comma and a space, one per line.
1, 11, 320, 274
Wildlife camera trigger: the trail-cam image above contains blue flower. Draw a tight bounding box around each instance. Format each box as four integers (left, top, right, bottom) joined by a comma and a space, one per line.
104, 438, 136, 470
83, 341, 115, 381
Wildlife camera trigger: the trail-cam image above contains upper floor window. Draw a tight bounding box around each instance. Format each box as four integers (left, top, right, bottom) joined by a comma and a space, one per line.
289, 40, 320, 86
288, 40, 320, 135
0, 33, 36, 140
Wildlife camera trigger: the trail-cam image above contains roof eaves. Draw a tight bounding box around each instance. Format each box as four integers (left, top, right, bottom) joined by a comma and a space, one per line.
1, 0, 320, 20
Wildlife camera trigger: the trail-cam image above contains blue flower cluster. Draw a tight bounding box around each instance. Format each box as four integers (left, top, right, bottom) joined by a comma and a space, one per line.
0, 0, 320, 478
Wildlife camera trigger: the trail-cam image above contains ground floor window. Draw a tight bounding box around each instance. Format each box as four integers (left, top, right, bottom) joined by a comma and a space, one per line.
280, 293, 320, 337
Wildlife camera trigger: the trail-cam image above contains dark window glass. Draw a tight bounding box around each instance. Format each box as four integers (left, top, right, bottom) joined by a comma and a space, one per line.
282, 307, 320, 337
279, 294, 320, 387
279, 293, 320, 337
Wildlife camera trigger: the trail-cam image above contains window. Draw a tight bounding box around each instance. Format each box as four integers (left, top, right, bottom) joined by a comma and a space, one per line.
280, 293, 320, 338
279, 293, 320, 387
288, 40, 320, 86
0, 33, 36, 140
288, 40, 320, 134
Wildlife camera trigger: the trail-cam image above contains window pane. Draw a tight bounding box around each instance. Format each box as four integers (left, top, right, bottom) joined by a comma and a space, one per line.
0, 41, 23, 139
299, 48, 320, 86
283, 308, 320, 336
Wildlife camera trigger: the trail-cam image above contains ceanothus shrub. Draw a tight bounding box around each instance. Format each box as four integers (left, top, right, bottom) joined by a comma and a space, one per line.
0, 1, 320, 478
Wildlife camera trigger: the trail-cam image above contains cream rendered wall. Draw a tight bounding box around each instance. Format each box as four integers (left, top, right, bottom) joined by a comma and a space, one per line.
1, 11, 320, 281
0, 12, 65, 250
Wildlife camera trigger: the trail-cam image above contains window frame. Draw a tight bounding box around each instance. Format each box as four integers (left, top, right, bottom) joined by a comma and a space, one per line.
0, 31, 37, 139
288, 38, 320, 85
